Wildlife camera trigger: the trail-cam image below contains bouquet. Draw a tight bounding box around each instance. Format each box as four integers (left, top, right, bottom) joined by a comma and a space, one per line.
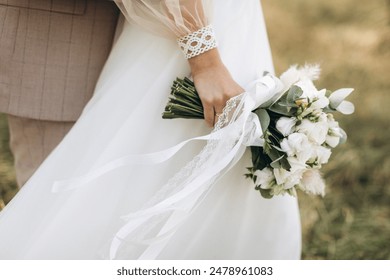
162, 65, 354, 198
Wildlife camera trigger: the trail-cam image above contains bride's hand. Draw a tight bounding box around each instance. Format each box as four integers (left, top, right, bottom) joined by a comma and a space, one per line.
188, 49, 244, 127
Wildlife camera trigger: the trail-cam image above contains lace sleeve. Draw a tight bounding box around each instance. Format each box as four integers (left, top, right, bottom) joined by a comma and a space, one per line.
114, 0, 217, 58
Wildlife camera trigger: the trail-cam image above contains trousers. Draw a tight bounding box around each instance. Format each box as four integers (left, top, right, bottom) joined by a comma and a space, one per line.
7, 115, 74, 187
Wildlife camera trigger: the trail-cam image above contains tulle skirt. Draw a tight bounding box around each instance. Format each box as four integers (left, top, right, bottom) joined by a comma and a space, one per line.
0, 0, 301, 259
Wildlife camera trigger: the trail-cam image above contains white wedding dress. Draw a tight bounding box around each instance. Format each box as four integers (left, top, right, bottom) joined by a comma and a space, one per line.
0, 0, 301, 259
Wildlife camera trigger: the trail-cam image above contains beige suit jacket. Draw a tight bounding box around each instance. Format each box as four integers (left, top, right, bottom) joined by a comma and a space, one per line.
0, 0, 119, 121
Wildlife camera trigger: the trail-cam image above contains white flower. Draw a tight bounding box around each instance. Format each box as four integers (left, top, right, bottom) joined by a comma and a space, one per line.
273, 168, 304, 190
300, 169, 326, 196
325, 135, 340, 148
326, 114, 339, 129
325, 114, 343, 147
310, 145, 332, 165
298, 88, 329, 118
276, 117, 297, 136
310, 89, 329, 109
280, 133, 312, 163
254, 75, 285, 108
297, 117, 328, 145
254, 168, 274, 189
287, 156, 307, 172
295, 79, 318, 100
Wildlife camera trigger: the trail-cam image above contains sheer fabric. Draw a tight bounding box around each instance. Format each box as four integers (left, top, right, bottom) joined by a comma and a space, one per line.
114, 0, 213, 39
0, 0, 301, 259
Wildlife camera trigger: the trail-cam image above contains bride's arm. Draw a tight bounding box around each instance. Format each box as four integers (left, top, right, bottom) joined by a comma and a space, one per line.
188, 49, 244, 126
115, 0, 244, 126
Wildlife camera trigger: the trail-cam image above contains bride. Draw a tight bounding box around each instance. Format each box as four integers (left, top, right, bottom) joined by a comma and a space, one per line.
0, 0, 301, 259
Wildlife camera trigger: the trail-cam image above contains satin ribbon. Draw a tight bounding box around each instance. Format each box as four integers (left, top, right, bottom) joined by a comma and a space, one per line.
52, 73, 283, 259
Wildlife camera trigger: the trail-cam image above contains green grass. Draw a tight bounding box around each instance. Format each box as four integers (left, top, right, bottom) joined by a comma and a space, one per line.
0, 0, 389, 259
0, 114, 17, 209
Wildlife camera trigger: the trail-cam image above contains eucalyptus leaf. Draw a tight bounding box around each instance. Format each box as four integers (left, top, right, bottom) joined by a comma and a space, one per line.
287, 85, 303, 104
328, 88, 354, 109
336, 101, 355, 115
278, 101, 299, 108
268, 104, 294, 117
254, 109, 270, 133
266, 148, 284, 162
271, 144, 285, 152
279, 156, 291, 171
259, 188, 273, 199
270, 154, 285, 169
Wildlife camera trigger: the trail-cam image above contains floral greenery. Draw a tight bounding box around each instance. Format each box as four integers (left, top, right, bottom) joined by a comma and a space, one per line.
163, 66, 354, 199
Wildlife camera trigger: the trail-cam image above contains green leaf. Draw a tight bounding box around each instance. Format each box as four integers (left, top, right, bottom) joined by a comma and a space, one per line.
259, 188, 273, 199
268, 104, 294, 117
254, 108, 270, 133
250, 146, 268, 170
270, 154, 285, 169
287, 85, 303, 104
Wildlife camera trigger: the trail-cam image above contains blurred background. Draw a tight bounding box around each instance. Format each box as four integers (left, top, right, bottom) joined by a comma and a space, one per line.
262, 0, 390, 259
0, 0, 389, 259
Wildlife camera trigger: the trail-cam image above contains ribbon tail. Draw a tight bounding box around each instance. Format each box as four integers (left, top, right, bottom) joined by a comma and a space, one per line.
108, 109, 252, 259
52, 133, 219, 192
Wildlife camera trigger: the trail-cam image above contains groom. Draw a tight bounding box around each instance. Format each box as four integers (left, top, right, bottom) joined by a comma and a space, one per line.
0, 0, 119, 187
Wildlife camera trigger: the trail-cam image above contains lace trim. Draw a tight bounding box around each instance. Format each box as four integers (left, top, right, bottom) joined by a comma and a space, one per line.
177, 25, 218, 59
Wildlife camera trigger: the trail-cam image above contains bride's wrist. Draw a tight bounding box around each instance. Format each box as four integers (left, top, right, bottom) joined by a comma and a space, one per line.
188, 49, 224, 76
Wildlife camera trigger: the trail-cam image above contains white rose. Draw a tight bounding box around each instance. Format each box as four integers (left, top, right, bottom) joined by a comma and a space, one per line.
276, 117, 297, 136
300, 169, 326, 196
254, 168, 274, 189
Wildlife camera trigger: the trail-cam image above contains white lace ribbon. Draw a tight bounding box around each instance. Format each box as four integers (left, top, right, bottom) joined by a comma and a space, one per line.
177, 25, 218, 59
52, 73, 284, 259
